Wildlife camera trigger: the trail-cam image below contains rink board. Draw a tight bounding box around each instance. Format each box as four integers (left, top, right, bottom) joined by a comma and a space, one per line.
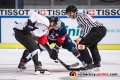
0, 43, 120, 50
0, 9, 120, 50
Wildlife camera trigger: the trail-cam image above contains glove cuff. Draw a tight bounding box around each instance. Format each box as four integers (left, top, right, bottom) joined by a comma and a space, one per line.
56, 42, 62, 47
54, 44, 60, 50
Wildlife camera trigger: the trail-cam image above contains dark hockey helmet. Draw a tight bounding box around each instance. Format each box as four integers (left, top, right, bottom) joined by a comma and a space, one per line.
48, 16, 59, 26
66, 5, 78, 14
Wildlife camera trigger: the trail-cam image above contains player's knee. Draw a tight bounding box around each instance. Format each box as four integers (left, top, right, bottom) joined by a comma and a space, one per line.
22, 50, 30, 59
23, 50, 29, 55
66, 44, 76, 52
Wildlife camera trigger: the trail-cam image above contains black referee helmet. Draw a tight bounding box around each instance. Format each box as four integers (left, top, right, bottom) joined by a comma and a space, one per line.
66, 5, 78, 14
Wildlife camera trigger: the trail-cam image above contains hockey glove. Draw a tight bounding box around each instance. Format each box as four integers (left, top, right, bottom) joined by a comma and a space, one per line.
23, 19, 37, 34
50, 45, 59, 60
50, 49, 58, 60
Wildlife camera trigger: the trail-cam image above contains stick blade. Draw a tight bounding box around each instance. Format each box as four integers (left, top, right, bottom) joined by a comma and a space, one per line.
69, 62, 79, 67
68, 67, 81, 71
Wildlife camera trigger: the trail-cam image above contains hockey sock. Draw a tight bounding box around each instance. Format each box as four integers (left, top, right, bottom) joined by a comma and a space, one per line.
72, 49, 83, 61
26, 49, 41, 65
26, 53, 32, 62
32, 53, 39, 65
21, 50, 31, 63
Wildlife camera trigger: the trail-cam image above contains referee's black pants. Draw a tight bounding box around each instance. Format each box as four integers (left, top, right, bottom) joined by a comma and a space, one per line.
79, 26, 107, 64
14, 29, 40, 65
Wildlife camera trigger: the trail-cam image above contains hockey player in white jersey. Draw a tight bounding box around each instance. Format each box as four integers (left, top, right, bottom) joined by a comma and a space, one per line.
14, 12, 56, 74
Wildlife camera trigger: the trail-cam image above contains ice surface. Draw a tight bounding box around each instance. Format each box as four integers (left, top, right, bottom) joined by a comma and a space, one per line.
0, 49, 120, 80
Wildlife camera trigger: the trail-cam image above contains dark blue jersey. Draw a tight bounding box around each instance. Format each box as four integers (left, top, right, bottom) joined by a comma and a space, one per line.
48, 22, 67, 44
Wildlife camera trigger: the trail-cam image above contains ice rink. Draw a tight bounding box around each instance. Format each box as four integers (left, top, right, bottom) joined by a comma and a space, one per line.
0, 49, 120, 80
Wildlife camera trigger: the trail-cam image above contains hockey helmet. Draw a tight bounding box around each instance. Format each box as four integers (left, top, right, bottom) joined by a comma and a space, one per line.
66, 5, 78, 14
48, 16, 58, 26
48, 16, 61, 28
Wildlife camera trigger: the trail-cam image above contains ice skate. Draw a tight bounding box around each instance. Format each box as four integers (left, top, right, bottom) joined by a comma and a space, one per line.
93, 62, 100, 71
79, 63, 93, 73
34, 62, 50, 75
17, 59, 27, 72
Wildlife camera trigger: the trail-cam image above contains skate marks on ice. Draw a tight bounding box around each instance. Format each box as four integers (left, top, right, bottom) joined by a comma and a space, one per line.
0, 67, 77, 80
0, 50, 120, 80
101, 62, 120, 65
0, 65, 120, 80
0, 67, 66, 80
0, 67, 69, 73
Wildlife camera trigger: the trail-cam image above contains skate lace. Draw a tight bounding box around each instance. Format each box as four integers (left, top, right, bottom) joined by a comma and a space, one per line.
35, 65, 42, 71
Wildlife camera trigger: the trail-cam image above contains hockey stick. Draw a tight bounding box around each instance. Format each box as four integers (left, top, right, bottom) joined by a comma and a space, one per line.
15, 21, 79, 69
40, 43, 79, 68
14, 21, 58, 63
56, 58, 80, 70
67, 67, 81, 71
31, 31, 80, 68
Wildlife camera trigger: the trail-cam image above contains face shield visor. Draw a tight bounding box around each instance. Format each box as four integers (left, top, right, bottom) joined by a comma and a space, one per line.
53, 20, 61, 29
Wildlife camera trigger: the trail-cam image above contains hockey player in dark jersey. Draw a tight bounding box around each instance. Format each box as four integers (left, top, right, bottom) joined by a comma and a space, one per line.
20, 16, 86, 71
47, 16, 83, 62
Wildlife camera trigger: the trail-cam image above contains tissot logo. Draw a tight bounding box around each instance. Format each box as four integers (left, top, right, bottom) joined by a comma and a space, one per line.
34, 9, 66, 16
83, 9, 120, 16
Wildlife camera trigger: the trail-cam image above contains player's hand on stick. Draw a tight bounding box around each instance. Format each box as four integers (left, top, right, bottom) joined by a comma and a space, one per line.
50, 45, 59, 60
50, 48, 58, 60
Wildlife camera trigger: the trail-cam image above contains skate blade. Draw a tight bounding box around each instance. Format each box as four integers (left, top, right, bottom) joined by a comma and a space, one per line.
35, 71, 40, 75
93, 67, 100, 72
44, 71, 50, 75
80, 69, 94, 73
17, 68, 25, 72
35, 71, 50, 75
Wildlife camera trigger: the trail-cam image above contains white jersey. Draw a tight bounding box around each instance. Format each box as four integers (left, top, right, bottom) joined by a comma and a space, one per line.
14, 12, 50, 37
29, 12, 50, 28
14, 22, 27, 30
32, 24, 49, 37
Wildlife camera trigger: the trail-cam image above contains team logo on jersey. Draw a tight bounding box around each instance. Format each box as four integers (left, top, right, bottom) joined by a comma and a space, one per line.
69, 71, 77, 79
40, 9, 46, 16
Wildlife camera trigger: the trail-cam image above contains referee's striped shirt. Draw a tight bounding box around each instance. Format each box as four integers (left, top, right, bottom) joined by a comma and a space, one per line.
76, 12, 103, 38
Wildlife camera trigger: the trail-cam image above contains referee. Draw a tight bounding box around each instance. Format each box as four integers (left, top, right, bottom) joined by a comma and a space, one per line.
66, 5, 107, 70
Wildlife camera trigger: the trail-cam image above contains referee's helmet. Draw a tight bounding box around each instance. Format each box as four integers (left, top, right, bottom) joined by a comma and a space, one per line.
66, 5, 77, 14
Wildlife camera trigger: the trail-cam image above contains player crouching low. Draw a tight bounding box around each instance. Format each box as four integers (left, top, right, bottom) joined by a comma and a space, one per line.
47, 16, 84, 63
16, 12, 57, 75
17, 16, 88, 73
47, 16, 94, 72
